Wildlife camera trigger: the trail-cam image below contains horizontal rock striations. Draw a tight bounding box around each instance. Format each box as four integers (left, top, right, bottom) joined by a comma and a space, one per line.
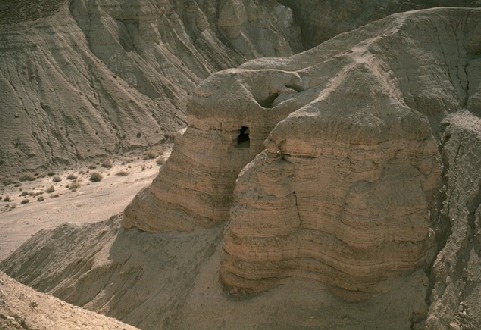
0, 0, 302, 178
222, 69, 441, 298
123, 69, 306, 231
2, 7, 481, 330
221, 7, 481, 298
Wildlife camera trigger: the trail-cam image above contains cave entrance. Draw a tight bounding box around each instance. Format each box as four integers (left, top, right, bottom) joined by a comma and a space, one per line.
237, 126, 250, 148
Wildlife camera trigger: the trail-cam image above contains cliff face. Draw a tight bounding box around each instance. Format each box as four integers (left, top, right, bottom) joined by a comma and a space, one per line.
0, 0, 302, 179
3, 0, 481, 180
426, 112, 481, 329
221, 74, 440, 298
221, 7, 481, 298
123, 68, 305, 231
2, 7, 481, 330
278, 0, 481, 50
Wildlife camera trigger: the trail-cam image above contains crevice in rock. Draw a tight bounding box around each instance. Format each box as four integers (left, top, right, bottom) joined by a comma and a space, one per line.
285, 83, 304, 92
257, 92, 279, 108
459, 186, 481, 300
424, 124, 453, 307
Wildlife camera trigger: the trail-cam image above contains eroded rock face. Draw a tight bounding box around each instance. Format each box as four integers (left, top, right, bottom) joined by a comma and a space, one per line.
426, 112, 481, 329
278, 0, 481, 50
219, 7, 481, 298
0, 0, 301, 179
123, 69, 305, 231
2, 7, 481, 330
222, 69, 441, 298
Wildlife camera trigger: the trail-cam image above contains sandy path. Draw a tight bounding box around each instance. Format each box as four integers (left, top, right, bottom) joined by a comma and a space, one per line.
0, 157, 163, 261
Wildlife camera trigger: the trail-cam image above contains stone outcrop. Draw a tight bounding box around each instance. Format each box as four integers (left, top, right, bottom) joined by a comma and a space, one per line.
220, 7, 481, 298
221, 75, 440, 297
123, 68, 305, 231
3, 0, 481, 179
2, 7, 481, 330
0, 0, 302, 179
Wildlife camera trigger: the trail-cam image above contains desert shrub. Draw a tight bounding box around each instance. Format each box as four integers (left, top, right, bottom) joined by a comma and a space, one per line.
69, 181, 81, 190
47, 172, 55, 176
45, 186, 55, 193
21, 199, 29, 204
37, 196, 45, 202
51, 194, 59, 198
4, 196, 11, 202
52, 175, 62, 182
19, 174, 35, 182
66, 174, 78, 180
101, 159, 113, 168
115, 171, 129, 176
88, 165, 97, 170
90, 172, 103, 182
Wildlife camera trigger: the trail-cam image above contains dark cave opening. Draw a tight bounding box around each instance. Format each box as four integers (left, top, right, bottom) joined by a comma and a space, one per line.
237, 126, 250, 148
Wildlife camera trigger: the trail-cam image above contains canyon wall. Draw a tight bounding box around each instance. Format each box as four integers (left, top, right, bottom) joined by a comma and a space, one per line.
0, 0, 301, 179
2, 7, 481, 330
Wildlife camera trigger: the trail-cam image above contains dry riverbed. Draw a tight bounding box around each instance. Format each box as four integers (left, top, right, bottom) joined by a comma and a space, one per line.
0, 149, 171, 261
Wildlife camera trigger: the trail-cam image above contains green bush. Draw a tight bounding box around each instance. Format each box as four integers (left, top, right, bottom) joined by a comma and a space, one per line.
90, 173, 103, 182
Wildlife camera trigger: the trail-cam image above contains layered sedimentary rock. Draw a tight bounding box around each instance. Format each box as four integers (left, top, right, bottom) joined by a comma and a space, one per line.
222, 71, 441, 297
123, 68, 306, 231
2, 7, 481, 330
218, 7, 481, 297
0, 0, 302, 178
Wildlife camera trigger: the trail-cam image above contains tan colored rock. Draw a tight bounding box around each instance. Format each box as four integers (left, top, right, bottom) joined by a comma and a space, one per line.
2, 7, 481, 330
0, 271, 138, 330
0, 0, 302, 179
123, 69, 305, 231
222, 69, 440, 298
220, 7, 481, 298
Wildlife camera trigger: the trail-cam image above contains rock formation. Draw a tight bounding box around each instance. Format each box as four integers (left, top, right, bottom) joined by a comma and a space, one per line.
3, 0, 481, 180
2, 6, 481, 330
123, 68, 306, 231
425, 112, 481, 329
0, 0, 302, 179
278, 0, 481, 50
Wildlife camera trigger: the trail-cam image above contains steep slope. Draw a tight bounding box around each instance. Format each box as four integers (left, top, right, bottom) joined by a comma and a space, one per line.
278, 0, 481, 49
0, 0, 302, 179
425, 112, 481, 330
2, 7, 481, 330
0, 271, 138, 330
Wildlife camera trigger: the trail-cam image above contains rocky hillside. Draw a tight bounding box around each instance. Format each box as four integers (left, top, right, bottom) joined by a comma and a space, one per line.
0, 0, 302, 179
0, 271, 138, 330
3, 7, 481, 329
278, 0, 481, 49
2, 0, 481, 180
